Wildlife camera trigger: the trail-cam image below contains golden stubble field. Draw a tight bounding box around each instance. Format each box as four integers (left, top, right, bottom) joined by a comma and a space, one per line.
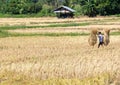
0, 36, 120, 81
0, 17, 120, 84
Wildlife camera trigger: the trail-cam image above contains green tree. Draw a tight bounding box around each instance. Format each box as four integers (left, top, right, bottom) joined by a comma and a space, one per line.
39, 4, 53, 16
0, 0, 120, 17
77, 0, 97, 17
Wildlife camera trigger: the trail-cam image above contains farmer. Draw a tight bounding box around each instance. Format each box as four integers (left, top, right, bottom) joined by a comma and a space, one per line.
98, 32, 104, 48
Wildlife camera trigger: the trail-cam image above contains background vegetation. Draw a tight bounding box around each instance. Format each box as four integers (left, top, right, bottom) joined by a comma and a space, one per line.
0, 0, 120, 17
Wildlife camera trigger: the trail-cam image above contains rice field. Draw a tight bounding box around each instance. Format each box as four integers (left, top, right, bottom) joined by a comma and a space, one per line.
0, 16, 120, 85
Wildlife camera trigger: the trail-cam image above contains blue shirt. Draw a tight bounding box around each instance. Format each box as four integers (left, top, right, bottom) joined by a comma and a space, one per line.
98, 34, 103, 42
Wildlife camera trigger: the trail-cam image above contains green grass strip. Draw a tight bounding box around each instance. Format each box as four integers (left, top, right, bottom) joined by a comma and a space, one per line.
0, 22, 89, 30
111, 31, 120, 35
0, 30, 89, 38
0, 30, 120, 38
8, 32, 89, 37
0, 13, 40, 18
0, 30, 10, 37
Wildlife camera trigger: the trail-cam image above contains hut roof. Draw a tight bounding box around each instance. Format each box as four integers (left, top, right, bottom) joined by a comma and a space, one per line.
54, 6, 75, 13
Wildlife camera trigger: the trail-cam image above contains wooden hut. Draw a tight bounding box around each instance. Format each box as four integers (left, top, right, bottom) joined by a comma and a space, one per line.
54, 6, 75, 18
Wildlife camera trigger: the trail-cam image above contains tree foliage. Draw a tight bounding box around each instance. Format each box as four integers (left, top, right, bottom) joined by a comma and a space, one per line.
0, 0, 120, 17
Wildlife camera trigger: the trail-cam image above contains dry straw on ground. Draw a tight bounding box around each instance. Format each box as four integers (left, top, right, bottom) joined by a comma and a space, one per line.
103, 28, 110, 46
1, 36, 120, 79
0, 17, 120, 85
88, 28, 98, 46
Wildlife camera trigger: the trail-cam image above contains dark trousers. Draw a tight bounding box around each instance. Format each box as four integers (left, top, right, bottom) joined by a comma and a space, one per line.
98, 42, 104, 48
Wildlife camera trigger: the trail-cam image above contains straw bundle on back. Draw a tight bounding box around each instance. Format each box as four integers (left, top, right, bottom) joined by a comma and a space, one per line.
88, 28, 98, 46
103, 28, 110, 46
